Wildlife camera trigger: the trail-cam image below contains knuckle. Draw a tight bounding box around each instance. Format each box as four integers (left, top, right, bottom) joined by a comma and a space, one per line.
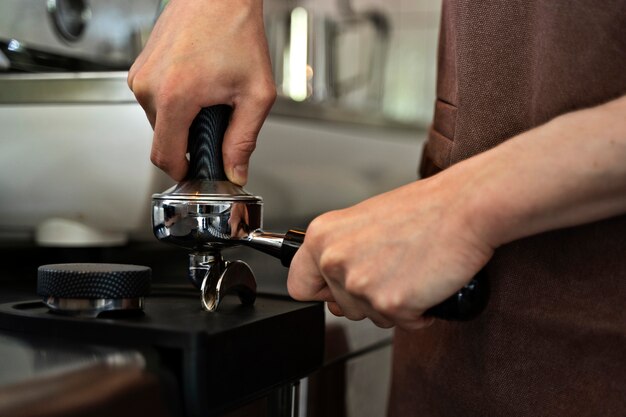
326, 302, 343, 317
155, 71, 184, 110
232, 136, 257, 155
370, 316, 395, 329
129, 73, 150, 104
399, 317, 433, 331
286, 278, 302, 300
344, 275, 369, 296
344, 310, 366, 321
156, 89, 177, 112
319, 249, 345, 279
305, 215, 329, 244
372, 293, 403, 317
346, 313, 367, 321
251, 82, 277, 108
150, 149, 172, 172
307, 210, 340, 236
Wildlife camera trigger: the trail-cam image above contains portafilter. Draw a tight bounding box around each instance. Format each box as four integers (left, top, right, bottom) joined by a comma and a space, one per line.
152, 105, 489, 320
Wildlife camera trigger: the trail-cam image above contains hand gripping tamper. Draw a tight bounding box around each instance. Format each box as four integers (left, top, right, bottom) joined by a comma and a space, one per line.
152, 106, 489, 320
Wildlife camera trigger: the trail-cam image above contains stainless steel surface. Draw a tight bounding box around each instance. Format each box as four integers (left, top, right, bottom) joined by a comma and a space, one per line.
152, 180, 294, 270
188, 252, 221, 289
0, 50, 8, 70
43, 296, 144, 318
153, 177, 298, 313
268, 382, 300, 417
198, 257, 257, 312
0, 72, 420, 129
158, 179, 262, 200
0, 0, 160, 68
47, 0, 91, 42
152, 182, 264, 251
246, 230, 286, 259
189, 252, 258, 312
1, 0, 437, 125
0, 72, 136, 103
265, 1, 389, 107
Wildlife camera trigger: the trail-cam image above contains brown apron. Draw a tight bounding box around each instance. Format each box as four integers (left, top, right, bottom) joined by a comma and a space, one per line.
388, 1, 626, 416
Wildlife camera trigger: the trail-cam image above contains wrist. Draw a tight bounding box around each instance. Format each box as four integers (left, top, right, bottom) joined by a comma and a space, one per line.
428, 149, 520, 251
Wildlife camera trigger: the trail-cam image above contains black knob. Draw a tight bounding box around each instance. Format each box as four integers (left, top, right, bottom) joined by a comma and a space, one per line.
37, 263, 151, 299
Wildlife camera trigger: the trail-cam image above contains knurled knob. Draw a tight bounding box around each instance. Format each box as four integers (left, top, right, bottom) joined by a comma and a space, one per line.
37, 263, 151, 299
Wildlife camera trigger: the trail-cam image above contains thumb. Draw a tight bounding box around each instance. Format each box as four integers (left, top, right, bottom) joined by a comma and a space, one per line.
222, 96, 274, 186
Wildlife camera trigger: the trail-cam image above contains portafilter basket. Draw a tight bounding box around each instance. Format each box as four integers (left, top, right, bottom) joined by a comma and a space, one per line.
152, 106, 489, 320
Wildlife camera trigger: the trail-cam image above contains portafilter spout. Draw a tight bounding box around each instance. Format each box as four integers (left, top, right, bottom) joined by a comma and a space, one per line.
152, 105, 489, 320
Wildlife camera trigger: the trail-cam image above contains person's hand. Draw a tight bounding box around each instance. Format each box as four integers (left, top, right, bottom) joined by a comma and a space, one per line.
287, 171, 495, 330
128, 0, 276, 184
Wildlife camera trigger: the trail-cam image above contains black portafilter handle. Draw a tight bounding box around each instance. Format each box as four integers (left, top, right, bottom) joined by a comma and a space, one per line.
187, 105, 232, 181
423, 268, 489, 321
279, 229, 489, 321
280, 229, 306, 268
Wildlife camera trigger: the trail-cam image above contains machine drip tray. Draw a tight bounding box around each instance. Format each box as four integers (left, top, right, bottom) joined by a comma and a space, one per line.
0, 288, 325, 417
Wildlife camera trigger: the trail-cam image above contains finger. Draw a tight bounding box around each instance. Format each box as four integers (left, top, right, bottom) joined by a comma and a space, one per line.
127, 36, 158, 93
151, 99, 198, 181
127, 64, 157, 129
222, 92, 275, 185
324, 279, 368, 321
366, 309, 396, 329
329, 293, 393, 328
287, 246, 334, 301
326, 302, 344, 317
140, 95, 156, 130
395, 315, 436, 331
369, 316, 395, 329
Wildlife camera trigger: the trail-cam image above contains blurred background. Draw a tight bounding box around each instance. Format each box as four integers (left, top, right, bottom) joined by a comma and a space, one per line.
0, 0, 441, 245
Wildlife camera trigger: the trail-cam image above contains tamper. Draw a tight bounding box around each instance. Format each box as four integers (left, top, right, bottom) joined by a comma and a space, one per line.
152, 106, 489, 320
37, 263, 151, 317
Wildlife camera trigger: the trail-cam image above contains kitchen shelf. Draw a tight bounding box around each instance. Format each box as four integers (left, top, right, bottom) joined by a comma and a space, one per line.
0, 71, 423, 131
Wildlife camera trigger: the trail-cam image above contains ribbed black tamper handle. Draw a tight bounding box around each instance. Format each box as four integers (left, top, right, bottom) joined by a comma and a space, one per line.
187, 105, 232, 181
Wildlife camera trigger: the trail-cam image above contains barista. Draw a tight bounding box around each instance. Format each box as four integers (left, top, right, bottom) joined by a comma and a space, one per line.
128, 0, 626, 415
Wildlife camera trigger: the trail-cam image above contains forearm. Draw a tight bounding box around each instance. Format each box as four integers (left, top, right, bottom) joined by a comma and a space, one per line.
444, 95, 626, 247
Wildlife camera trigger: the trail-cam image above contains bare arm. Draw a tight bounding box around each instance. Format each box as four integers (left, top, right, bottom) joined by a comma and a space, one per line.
466, 95, 626, 248
287, 95, 626, 329
128, 0, 275, 184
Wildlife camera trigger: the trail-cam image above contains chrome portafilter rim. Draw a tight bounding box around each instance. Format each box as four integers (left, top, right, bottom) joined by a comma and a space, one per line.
151, 179, 264, 252
152, 179, 263, 201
